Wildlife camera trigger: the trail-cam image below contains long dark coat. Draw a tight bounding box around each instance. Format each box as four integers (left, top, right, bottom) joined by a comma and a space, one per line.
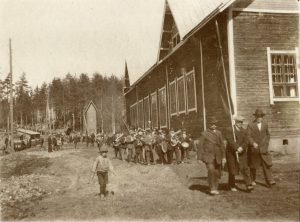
225, 127, 249, 175
247, 121, 272, 169
196, 129, 225, 164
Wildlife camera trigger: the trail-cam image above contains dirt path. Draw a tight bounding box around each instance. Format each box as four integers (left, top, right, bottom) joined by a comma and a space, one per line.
1, 144, 299, 221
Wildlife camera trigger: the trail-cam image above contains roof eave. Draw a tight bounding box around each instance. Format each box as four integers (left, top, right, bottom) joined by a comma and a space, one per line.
125, 0, 236, 96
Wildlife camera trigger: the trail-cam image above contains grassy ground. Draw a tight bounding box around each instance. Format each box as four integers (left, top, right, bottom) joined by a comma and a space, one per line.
0, 143, 299, 221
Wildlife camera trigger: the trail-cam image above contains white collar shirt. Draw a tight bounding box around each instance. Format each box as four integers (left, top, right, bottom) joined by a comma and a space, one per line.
257, 122, 262, 131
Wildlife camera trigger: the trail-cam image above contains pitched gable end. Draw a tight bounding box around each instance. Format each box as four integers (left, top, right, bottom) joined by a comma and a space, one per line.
157, 0, 181, 62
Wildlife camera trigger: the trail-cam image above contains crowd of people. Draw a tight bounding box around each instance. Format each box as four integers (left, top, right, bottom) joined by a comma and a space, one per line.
110, 128, 193, 166
91, 108, 276, 197
196, 108, 276, 195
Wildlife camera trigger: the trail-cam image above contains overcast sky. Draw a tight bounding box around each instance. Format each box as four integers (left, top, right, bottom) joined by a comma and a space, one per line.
0, 0, 164, 88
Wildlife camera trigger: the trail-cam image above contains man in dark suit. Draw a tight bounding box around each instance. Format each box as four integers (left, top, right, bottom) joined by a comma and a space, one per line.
47, 134, 53, 153
247, 109, 276, 187
197, 117, 226, 195
225, 116, 253, 192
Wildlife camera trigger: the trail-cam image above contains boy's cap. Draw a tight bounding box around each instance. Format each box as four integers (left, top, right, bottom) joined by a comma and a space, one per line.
99, 144, 109, 153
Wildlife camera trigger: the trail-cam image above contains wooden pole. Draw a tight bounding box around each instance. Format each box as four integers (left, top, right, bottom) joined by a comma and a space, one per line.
199, 37, 206, 131
166, 65, 170, 129
9, 39, 14, 151
215, 20, 238, 162
112, 96, 115, 134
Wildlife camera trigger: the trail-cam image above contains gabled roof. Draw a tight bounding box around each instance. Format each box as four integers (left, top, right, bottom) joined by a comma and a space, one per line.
83, 100, 98, 114
167, 0, 235, 40
126, 0, 236, 94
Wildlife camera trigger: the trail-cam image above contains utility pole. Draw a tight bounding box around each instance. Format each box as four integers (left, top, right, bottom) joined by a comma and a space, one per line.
112, 95, 115, 134
46, 87, 51, 134
72, 113, 75, 131
9, 39, 14, 151
101, 97, 104, 133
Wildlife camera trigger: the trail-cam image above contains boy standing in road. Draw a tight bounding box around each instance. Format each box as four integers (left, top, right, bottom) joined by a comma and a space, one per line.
90, 144, 115, 199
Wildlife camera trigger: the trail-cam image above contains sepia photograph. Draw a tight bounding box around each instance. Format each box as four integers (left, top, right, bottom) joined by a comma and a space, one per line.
0, 0, 299, 221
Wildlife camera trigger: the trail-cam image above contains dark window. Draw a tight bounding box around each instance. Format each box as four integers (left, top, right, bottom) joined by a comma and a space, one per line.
186, 70, 196, 111
130, 103, 137, 128
151, 92, 158, 128
177, 77, 186, 113
169, 81, 177, 115
271, 53, 298, 97
144, 96, 150, 129
158, 87, 167, 127
138, 100, 143, 129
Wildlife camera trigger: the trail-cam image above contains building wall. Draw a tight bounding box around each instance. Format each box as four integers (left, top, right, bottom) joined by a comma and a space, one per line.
125, 13, 230, 138
232, 11, 300, 151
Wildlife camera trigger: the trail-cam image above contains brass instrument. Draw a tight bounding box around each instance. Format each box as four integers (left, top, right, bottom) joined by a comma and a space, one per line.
170, 130, 181, 147
112, 133, 123, 147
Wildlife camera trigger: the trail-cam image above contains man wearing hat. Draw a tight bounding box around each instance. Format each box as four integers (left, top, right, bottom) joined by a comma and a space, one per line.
91, 144, 115, 199
225, 115, 253, 192
247, 109, 276, 187
196, 116, 226, 195
125, 130, 136, 163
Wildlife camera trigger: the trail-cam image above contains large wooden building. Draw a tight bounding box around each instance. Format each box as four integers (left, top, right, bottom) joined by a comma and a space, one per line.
124, 0, 300, 151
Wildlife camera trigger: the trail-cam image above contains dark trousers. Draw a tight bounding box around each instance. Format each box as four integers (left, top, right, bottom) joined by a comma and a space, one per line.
167, 148, 174, 164
135, 147, 143, 163
145, 150, 151, 165
113, 147, 118, 158
48, 145, 52, 152
174, 146, 181, 163
97, 171, 108, 195
228, 167, 252, 188
127, 148, 134, 162
205, 161, 221, 191
180, 147, 189, 161
250, 159, 274, 184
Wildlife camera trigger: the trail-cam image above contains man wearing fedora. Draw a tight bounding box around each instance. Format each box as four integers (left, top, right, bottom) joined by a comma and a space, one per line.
196, 116, 226, 195
225, 115, 253, 192
247, 108, 276, 187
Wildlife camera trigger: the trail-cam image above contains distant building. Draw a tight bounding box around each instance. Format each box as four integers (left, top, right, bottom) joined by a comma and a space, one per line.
83, 101, 98, 134
124, 0, 300, 151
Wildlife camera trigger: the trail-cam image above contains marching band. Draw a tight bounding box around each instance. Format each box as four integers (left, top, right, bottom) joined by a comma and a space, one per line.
111, 128, 193, 165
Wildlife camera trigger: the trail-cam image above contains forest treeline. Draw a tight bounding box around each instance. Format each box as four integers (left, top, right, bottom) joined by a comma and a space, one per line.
0, 72, 124, 133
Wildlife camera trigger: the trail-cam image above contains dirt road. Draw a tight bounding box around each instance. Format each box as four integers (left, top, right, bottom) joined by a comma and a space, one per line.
0, 143, 299, 221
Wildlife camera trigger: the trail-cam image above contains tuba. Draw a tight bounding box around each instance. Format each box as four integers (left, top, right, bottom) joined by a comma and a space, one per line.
170, 130, 181, 147
112, 133, 123, 147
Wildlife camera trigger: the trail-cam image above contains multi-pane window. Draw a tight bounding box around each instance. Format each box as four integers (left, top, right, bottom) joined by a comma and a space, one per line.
158, 87, 167, 127
151, 92, 158, 128
130, 103, 137, 128
169, 80, 177, 115
186, 69, 197, 111
171, 21, 180, 49
144, 96, 150, 129
172, 33, 180, 48
177, 76, 186, 113
137, 100, 143, 129
271, 53, 298, 98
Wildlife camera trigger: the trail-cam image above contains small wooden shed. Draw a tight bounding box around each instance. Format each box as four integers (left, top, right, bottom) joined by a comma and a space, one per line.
83, 101, 98, 135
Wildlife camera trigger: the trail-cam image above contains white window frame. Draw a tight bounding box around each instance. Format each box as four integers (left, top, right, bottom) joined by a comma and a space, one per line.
267, 47, 300, 104
144, 96, 151, 129
158, 86, 167, 128
177, 75, 186, 115
151, 91, 158, 128
169, 79, 177, 116
130, 102, 138, 128
186, 67, 198, 113
137, 99, 144, 129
